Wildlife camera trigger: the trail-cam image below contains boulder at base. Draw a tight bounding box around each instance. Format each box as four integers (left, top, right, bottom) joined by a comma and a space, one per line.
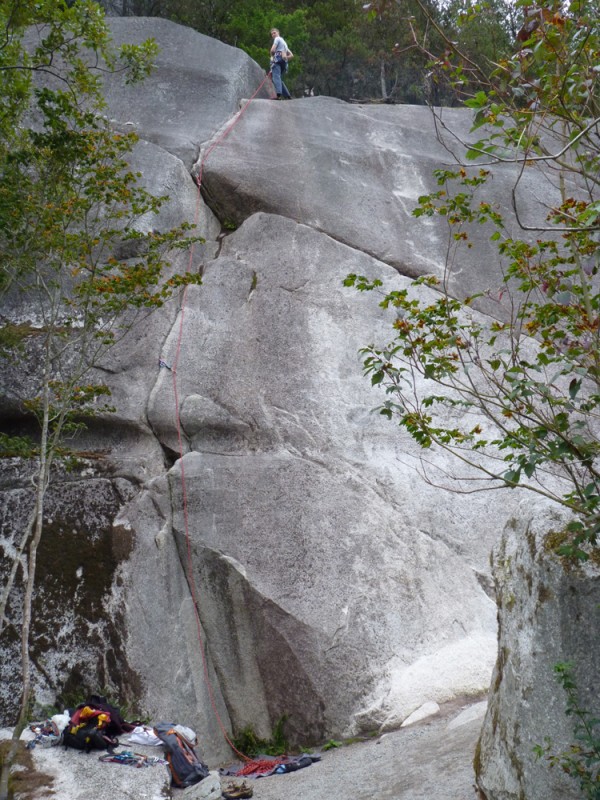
476, 503, 600, 800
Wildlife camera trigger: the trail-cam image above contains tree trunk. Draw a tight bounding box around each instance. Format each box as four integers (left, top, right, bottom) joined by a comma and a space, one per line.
14, 349, 53, 738
380, 58, 388, 100
0, 508, 36, 634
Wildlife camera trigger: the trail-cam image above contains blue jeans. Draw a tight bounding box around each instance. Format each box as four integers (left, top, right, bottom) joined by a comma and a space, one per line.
271, 60, 291, 98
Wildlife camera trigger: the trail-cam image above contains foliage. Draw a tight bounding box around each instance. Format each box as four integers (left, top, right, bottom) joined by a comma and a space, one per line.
0, 433, 37, 459
534, 663, 600, 799
232, 715, 289, 756
359, 0, 448, 103
443, 0, 517, 46
322, 738, 342, 750
347, 0, 600, 559
293, 0, 367, 98
221, 1, 309, 89
0, 0, 202, 749
363, 0, 515, 103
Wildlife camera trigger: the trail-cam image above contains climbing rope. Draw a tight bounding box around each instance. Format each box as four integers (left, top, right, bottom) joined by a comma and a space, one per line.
164, 71, 285, 768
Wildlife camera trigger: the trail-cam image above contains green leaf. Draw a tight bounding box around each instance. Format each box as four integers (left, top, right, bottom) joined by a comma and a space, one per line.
568, 378, 581, 399
464, 91, 488, 108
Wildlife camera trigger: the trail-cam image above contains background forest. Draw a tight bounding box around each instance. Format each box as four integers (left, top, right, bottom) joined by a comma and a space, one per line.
94, 0, 518, 103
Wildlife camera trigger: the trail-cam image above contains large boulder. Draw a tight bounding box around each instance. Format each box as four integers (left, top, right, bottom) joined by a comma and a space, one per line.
130, 211, 518, 742
475, 505, 600, 800
198, 97, 560, 314
103, 18, 273, 167
0, 16, 565, 766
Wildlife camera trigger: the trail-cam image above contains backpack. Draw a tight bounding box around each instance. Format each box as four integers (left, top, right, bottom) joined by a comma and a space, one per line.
62, 704, 119, 753
153, 722, 209, 788
62, 721, 118, 752
81, 693, 136, 735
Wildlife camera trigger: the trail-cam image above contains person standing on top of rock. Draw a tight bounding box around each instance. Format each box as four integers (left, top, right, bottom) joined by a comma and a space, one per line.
269, 28, 292, 100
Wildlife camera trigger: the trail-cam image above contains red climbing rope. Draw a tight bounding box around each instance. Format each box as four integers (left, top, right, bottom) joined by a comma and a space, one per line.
234, 758, 285, 777
193, 72, 273, 197
167, 71, 284, 767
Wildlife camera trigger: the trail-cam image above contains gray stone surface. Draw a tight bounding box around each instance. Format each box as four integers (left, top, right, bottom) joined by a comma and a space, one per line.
476, 502, 600, 800
103, 18, 273, 167
4, 18, 590, 800
2, 698, 486, 799
0, 729, 170, 800
247, 701, 486, 800
198, 97, 561, 313
115, 478, 234, 765
136, 211, 516, 744
0, 15, 522, 746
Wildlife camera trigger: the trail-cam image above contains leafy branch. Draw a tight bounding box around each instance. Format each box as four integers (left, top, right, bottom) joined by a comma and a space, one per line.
534, 663, 600, 799
347, 1, 600, 560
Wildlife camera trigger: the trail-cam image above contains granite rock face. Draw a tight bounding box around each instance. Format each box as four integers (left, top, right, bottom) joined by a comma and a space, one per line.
103, 17, 274, 168
476, 505, 600, 800
0, 17, 577, 774
138, 211, 507, 746
198, 97, 559, 316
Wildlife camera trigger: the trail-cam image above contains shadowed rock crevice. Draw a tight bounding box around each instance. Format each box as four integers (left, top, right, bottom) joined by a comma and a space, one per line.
159, 442, 179, 468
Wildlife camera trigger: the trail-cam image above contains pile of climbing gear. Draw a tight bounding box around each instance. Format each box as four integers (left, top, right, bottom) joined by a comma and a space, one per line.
25, 694, 210, 786
26, 719, 62, 750
221, 752, 320, 778
26, 693, 137, 753
99, 750, 168, 768
62, 693, 140, 753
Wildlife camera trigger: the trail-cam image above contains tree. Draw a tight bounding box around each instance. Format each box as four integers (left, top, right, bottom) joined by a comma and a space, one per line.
0, 0, 201, 772
220, 0, 309, 91
347, 0, 600, 559
358, 0, 450, 103
440, 0, 515, 68
99, 0, 469, 103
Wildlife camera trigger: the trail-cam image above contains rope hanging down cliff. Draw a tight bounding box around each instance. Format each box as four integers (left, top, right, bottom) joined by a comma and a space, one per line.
159, 72, 284, 768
